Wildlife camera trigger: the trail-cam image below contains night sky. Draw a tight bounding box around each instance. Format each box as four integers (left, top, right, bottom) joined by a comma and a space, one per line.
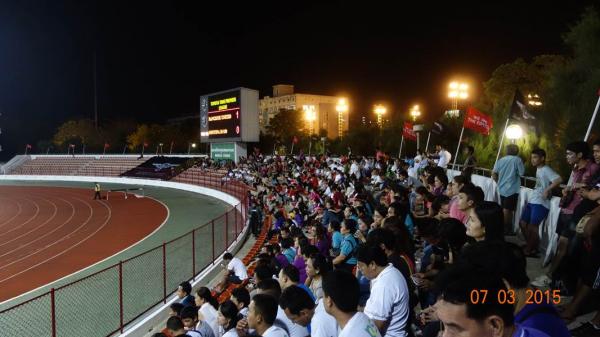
0, 0, 596, 160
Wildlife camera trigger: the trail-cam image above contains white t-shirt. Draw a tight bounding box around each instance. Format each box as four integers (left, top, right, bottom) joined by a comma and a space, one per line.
227, 257, 248, 280
437, 150, 452, 168
262, 325, 291, 337
275, 305, 309, 337
221, 328, 239, 337
529, 165, 561, 208
364, 264, 410, 337
339, 312, 381, 337
311, 299, 339, 337
198, 303, 219, 337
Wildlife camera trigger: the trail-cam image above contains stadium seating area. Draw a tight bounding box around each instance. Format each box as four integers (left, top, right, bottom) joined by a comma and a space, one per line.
7, 156, 148, 176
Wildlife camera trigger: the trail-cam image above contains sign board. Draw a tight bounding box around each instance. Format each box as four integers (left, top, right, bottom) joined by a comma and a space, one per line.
200, 87, 259, 143
413, 124, 425, 132
210, 142, 236, 161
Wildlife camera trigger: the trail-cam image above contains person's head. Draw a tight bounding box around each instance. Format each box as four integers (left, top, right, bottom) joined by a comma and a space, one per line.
322, 270, 360, 316
593, 140, 600, 164
254, 264, 274, 284
468, 201, 505, 242
565, 141, 590, 165
436, 144, 443, 151
505, 144, 519, 156
256, 278, 282, 300
280, 237, 293, 250
340, 218, 357, 236
247, 294, 279, 330
328, 220, 341, 233
217, 300, 240, 332
432, 195, 451, 215
356, 244, 388, 280
195, 287, 219, 310
398, 169, 409, 180
307, 252, 331, 278
231, 287, 250, 311
223, 252, 234, 262
278, 265, 300, 288
180, 305, 199, 329
434, 263, 515, 337
166, 316, 185, 335
451, 175, 467, 196
463, 145, 474, 155
530, 148, 546, 167
279, 285, 316, 326
176, 281, 192, 299
457, 183, 484, 212
169, 302, 185, 317
438, 218, 468, 253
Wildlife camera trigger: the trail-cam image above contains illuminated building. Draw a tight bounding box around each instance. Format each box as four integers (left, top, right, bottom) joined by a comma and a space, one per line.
259, 84, 349, 139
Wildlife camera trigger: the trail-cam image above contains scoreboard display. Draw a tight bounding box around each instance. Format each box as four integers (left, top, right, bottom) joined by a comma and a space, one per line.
200, 88, 259, 143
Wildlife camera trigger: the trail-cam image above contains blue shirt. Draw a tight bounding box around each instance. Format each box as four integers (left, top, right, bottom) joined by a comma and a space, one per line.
331, 231, 343, 249
493, 155, 525, 197
340, 234, 358, 265
283, 247, 296, 264
297, 283, 316, 302
514, 303, 569, 337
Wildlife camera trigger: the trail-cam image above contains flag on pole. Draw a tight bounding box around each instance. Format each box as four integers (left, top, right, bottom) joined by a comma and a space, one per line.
293, 136, 299, 144
403, 122, 417, 141
104, 142, 110, 149
509, 89, 536, 121
464, 106, 493, 135
69, 144, 75, 148
430, 121, 446, 135
143, 141, 148, 148
26, 144, 32, 149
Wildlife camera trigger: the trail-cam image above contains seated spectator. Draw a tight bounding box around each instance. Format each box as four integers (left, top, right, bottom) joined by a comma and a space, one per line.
332, 219, 359, 272
166, 316, 194, 337
456, 183, 484, 224
304, 253, 332, 301
322, 270, 382, 337
281, 238, 296, 264
217, 252, 248, 292
328, 220, 343, 257
466, 201, 505, 242
278, 265, 315, 301
177, 281, 195, 307
357, 244, 410, 337
195, 287, 220, 336
180, 305, 216, 337
231, 287, 251, 318
217, 300, 240, 337
310, 222, 330, 257
280, 285, 339, 337
255, 278, 308, 337
241, 294, 289, 337
447, 175, 468, 223
432, 173, 448, 197
169, 302, 185, 317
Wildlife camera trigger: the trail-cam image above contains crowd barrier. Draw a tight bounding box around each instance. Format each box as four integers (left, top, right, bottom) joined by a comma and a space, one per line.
0, 172, 249, 337
448, 169, 560, 265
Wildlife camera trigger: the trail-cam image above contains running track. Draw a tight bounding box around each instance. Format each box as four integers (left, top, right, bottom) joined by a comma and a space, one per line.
0, 186, 168, 302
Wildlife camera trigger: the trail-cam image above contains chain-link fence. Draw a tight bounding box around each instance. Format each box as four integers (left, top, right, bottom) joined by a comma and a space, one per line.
0, 171, 249, 337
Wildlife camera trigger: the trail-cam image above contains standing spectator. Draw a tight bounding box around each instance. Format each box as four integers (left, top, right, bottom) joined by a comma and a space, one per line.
357, 244, 410, 337
434, 144, 451, 169
280, 285, 339, 337
177, 281, 195, 307
93, 182, 102, 200
493, 144, 525, 235
520, 149, 562, 257
332, 219, 359, 272
462, 145, 477, 182
322, 270, 382, 337
195, 287, 220, 337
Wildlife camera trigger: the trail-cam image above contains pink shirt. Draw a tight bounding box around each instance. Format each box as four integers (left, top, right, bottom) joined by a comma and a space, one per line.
563, 161, 600, 214
449, 196, 468, 223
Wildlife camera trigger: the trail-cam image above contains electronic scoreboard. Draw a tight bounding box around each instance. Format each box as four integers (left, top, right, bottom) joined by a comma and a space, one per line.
200, 88, 259, 143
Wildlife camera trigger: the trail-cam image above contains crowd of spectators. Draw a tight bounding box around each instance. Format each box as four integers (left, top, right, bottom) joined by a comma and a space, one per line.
161, 140, 600, 337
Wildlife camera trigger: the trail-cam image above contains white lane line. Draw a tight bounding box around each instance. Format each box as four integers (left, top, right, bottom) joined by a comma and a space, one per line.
0, 197, 41, 237
0, 198, 24, 230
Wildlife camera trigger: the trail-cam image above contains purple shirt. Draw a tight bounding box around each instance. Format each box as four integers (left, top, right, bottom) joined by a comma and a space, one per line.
315, 239, 330, 257
275, 253, 289, 268
293, 256, 308, 284
514, 303, 569, 337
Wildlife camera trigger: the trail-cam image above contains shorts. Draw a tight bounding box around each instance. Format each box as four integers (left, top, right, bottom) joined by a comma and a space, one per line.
227, 274, 243, 284
555, 213, 575, 239
520, 203, 549, 226
500, 194, 519, 211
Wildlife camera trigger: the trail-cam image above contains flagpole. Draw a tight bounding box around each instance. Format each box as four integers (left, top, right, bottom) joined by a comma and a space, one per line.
103, 145, 106, 156
425, 131, 431, 153
584, 92, 600, 141
452, 126, 465, 171
169, 142, 174, 155
24, 145, 28, 155
398, 135, 404, 158
290, 141, 294, 155
308, 139, 312, 157
494, 118, 510, 168
123, 145, 127, 155
417, 132, 420, 150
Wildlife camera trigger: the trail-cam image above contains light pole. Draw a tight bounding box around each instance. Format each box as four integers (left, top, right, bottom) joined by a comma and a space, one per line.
410, 104, 422, 149
447, 81, 469, 118
374, 104, 386, 130
336, 98, 348, 139
188, 142, 196, 154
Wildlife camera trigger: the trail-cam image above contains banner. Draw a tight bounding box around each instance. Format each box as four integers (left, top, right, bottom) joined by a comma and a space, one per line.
509, 89, 536, 121
464, 107, 493, 136
403, 122, 417, 141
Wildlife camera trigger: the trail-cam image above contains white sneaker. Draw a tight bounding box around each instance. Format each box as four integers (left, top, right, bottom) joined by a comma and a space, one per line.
531, 274, 552, 288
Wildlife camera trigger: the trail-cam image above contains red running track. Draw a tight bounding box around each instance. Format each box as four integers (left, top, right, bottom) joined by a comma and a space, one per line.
0, 186, 168, 302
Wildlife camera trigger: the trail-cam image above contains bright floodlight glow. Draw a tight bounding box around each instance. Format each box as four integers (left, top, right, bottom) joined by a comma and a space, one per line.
449, 82, 458, 89
374, 104, 386, 115
336, 98, 349, 112
191, 143, 197, 148
506, 124, 523, 140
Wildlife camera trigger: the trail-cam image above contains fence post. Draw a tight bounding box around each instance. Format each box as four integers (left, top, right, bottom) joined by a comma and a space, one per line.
51, 288, 57, 337
211, 220, 215, 263
119, 261, 124, 333
192, 229, 196, 278
162, 242, 167, 303
225, 212, 229, 247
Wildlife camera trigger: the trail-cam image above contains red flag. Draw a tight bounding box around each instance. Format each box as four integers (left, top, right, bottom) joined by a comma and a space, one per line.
143, 141, 148, 147
464, 106, 493, 136
293, 136, 299, 144
69, 144, 75, 148
402, 122, 417, 141
104, 142, 110, 149
26, 144, 32, 149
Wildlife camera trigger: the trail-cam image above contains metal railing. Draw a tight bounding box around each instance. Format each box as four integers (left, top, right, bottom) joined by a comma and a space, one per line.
0, 171, 249, 337
449, 163, 539, 189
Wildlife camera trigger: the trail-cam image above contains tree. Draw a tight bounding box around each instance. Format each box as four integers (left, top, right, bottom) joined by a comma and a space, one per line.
53, 119, 103, 151
265, 109, 303, 141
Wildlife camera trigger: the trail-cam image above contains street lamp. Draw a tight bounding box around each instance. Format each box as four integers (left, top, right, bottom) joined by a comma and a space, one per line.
506, 124, 523, 143
303, 105, 316, 135
374, 104, 386, 129
410, 104, 422, 149
527, 93, 542, 106
188, 142, 197, 154
336, 98, 348, 139
447, 81, 469, 118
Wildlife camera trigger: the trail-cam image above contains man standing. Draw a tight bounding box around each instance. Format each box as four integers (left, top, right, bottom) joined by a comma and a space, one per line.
493, 144, 525, 235
94, 182, 102, 200
434, 144, 451, 169
462, 145, 477, 182
520, 149, 562, 257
